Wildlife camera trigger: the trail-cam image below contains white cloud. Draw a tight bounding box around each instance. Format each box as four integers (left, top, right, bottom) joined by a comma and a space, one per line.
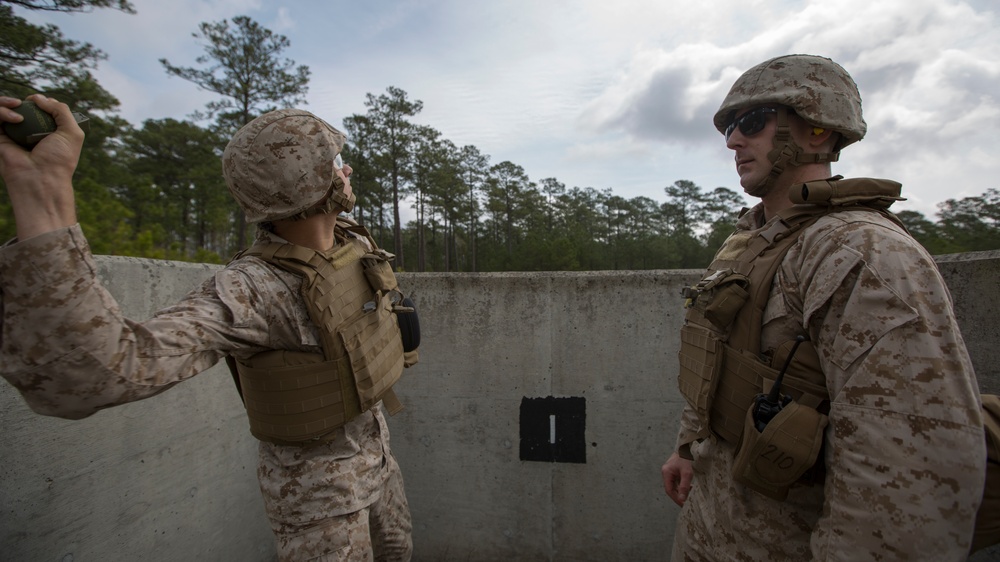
572, 0, 999, 215
13, 0, 1000, 219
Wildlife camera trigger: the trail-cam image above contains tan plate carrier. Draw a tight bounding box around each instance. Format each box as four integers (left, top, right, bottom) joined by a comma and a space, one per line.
227, 219, 407, 446
677, 177, 1000, 543
677, 177, 905, 498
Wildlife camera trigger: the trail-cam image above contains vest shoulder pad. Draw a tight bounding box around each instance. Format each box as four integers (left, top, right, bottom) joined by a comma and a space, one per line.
789, 176, 904, 209
336, 216, 385, 253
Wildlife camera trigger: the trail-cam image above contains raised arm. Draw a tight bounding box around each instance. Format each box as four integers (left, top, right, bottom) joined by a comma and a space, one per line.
0, 95, 83, 240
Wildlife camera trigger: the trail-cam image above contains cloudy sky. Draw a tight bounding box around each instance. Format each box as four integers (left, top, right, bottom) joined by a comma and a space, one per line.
20, 0, 1000, 219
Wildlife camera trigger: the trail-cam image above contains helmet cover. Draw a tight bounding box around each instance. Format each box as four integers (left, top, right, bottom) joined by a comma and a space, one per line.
713, 54, 866, 150
223, 109, 347, 223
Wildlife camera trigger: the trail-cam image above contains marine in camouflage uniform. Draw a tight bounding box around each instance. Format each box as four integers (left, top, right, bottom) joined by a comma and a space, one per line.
660, 55, 986, 560
0, 100, 414, 561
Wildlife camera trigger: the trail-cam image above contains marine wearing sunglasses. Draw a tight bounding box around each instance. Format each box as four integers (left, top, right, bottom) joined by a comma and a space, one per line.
723, 107, 778, 141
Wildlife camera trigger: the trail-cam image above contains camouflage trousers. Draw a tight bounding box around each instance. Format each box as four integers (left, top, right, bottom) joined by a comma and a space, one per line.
669, 439, 819, 561
272, 454, 412, 561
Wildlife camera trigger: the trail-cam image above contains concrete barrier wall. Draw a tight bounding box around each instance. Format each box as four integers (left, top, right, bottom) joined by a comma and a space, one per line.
0, 257, 276, 562
1, 251, 998, 561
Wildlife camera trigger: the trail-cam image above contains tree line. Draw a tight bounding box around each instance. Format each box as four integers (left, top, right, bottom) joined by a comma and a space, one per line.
2, 1, 998, 271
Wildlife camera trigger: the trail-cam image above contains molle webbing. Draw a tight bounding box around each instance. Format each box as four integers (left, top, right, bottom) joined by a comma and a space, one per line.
233, 230, 404, 444
683, 211, 821, 444
237, 352, 352, 444
681, 177, 903, 445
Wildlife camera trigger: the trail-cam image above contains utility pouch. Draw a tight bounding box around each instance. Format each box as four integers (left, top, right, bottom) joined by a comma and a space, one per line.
361, 249, 399, 292
360, 248, 421, 358
339, 292, 405, 414
677, 324, 724, 425
703, 274, 750, 329
686, 269, 750, 330
732, 400, 828, 501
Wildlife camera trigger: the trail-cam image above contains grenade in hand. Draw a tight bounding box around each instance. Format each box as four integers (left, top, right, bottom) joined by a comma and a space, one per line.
2, 100, 89, 149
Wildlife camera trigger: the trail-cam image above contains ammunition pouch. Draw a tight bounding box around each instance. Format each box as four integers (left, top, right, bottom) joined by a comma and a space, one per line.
677, 324, 768, 443
361, 249, 399, 292
340, 290, 405, 414
683, 269, 750, 330
678, 332, 831, 500
732, 400, 828, 501
676, 268, 753, 434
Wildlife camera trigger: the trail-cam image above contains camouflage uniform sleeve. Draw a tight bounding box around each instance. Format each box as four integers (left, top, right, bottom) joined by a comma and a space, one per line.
674, 405, 702, 459
0, 225, 283, 420
777, 211, 985, 560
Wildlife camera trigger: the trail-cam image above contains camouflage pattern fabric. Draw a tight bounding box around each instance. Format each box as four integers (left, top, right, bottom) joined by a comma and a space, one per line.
672, 202, 985, 561
268, 450, 412, 561
0, 224, 411, 560
712, 54, 867, 149
223, 108, 348, 224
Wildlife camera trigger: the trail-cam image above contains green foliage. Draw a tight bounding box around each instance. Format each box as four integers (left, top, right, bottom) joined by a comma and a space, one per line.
398, 165, 749, 272
896, 210, 954, 255
0, 1, 126, 108
344, 86, 424, 269
2, 7, 997, 269
897, 191, 1000, 257
160, 14, 310, 251
120, 118, 232, 259
0, 0, 137, 252
4, 1, 134, 11
936, 188, 1000, 253
341, 114, 391, 246
160, 15, 310, 133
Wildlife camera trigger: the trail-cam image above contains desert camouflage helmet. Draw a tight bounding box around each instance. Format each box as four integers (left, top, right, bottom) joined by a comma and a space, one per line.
713, 54, 867, 150
223, 109, 348, 223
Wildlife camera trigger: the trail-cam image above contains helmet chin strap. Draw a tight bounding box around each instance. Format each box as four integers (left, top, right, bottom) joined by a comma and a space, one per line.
747, 107, 841, 198
326, 174, 356, 214
291, 175, 356, 220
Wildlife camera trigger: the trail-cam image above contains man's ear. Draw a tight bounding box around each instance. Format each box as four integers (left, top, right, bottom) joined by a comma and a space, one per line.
807, 126, 835, 149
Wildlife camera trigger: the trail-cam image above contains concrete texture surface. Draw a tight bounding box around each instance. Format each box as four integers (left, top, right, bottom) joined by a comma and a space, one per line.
0, 251, 997, 561
0, 256, 275, 562
391, 271, 690, 561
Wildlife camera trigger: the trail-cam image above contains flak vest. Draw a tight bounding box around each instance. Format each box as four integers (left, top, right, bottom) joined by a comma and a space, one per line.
226, 217, 411, 446
677, 176, 906, 500
677, 178, 1000, 549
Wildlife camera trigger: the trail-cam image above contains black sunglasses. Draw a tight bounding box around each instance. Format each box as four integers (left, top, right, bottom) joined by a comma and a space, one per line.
724, 107, 778, 141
